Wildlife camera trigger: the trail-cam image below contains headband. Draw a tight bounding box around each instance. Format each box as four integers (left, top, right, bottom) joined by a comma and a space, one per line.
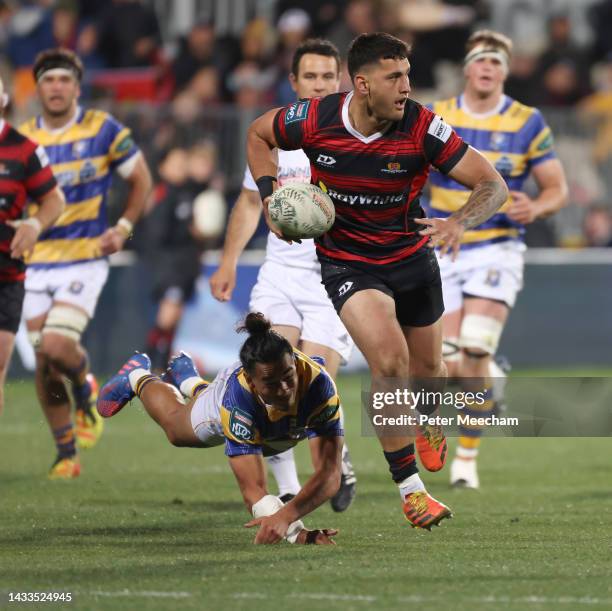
35, 60, 82, 83
464, 45, 509, 74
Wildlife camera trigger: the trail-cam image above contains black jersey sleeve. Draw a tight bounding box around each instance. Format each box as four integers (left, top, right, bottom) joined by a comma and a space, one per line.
273, 98, 317, 150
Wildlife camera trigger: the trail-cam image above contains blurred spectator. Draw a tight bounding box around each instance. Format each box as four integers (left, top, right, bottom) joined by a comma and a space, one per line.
171, 18, 235, 96
505, 48, 541, 106
395, 0, 484, 64
228, 61, 276, 109
276, 0, 345, 36
327, 0, 377, 54
7, 1, 54, 68
588, 0, 612, 62
582, 205, 612, 247
143, 143, 226, 371
393, 28, 437, 91
275, 9, 312, 105
95, 0, 162, 68
536, 13, 591, 106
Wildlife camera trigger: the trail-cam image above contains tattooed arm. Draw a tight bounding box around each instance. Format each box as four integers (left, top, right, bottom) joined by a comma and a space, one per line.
416, 146, 508, 259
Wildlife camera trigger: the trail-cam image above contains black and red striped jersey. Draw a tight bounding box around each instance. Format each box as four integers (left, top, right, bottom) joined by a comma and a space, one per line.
0, 120, 57, 281
273, 91, 468, 265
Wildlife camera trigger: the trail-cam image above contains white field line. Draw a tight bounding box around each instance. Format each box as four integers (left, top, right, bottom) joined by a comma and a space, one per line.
79, 590, 612, 605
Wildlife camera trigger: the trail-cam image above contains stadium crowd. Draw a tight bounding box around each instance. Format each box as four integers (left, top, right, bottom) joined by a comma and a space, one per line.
0, 0, 611, 247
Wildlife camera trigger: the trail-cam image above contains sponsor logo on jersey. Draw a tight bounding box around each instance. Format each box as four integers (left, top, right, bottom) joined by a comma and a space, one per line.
55, 170, 77, 187
310, 402, 339, 425
322, 184, 406, 207
495, 156, 514, 176
490, 132, 506, 151
35, 145, 50, 167
79, 160, 96, 182
285, 100, 310, 124
537, 132, 553, 152
230, 408, 254, 441
427, 115, 452, 143
381, 161, 407, 174
72, 140, 88, 158
316, 154, 336, 166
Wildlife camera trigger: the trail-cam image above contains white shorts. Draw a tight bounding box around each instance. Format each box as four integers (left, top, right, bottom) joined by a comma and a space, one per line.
249, 260, 354, 364
439, 241, 526, 313
23, 260, 110, 320
190, 364, 234, 446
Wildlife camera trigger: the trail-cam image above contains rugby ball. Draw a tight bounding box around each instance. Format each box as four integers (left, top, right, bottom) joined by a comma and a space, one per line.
268, 183, 335, 239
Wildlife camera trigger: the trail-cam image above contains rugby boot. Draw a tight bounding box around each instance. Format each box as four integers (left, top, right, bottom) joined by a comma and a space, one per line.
416, 422, 448, 471
75, 373, 104, 449
97, 353, 151, 418
330, 447, 357, 512
403, 490, 452, 530
48, 455, 81, 480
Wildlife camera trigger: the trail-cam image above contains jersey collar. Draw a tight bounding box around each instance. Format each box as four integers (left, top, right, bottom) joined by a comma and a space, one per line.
39, 105, 84, 134
459, 94, 508, 119
342, 90, 387, 144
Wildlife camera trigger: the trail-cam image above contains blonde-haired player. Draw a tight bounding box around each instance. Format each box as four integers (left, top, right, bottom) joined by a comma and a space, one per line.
428, 30, 568, 487
20, 48, 152, 478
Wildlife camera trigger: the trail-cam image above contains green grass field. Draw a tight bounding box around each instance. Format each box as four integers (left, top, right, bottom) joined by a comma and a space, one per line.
1, 375, 611, 610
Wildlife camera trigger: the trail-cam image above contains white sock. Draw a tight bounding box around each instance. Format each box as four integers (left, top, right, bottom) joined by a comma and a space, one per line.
128, 368, 151, 391
456, 446, 479, 460
179, 376, 205, 398
397, 473, 425, 500
266, 448, 301, 496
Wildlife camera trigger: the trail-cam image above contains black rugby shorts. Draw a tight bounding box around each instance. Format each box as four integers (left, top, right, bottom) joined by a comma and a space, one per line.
0, 281, 25, 334
319, 248, 444, 327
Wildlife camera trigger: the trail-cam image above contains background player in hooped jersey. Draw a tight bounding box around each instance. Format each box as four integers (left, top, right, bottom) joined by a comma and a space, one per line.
19, 49, 153, 479
97, 313, 342, 545
248, 32, 509, 530
427, 30, 568, 489
210, 39, 356, 513
0, 77, 65, 415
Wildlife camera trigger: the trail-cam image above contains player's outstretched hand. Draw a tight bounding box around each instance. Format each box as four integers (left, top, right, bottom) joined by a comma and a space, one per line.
99, 226, 127, 255
210, 264, 236, 302
7, 218, 41, 259
506, 191, 538, 224
245, 513, 291, 544
415, 216, 464, 261
296, 528, 338, 545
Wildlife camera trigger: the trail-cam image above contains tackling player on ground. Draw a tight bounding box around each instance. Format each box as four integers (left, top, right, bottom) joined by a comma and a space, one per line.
428, 30, 568, 488
0, 77, 65, 414
210, 39, 356, 512
97, 313, 342, 545
247, 32, 509, 530
19, 49, 152, 479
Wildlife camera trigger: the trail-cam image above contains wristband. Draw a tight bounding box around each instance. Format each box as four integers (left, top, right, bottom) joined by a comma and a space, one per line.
23, 217, 43, 234
251, 494, 304, 544
116, 217, 134, 238
255, 175, 277, 202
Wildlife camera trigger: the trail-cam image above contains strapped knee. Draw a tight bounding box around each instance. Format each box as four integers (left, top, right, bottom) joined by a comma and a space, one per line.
459, 314, 503, 356
28, 331, 42, 350
42, 305, 89, 342
443, 337, 461, 362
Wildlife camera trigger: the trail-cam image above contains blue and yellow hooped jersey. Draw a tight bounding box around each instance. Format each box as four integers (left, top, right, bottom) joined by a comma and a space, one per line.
221, 350, 343, 457
427, 95, 556, 247
19, 107, 139, 267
